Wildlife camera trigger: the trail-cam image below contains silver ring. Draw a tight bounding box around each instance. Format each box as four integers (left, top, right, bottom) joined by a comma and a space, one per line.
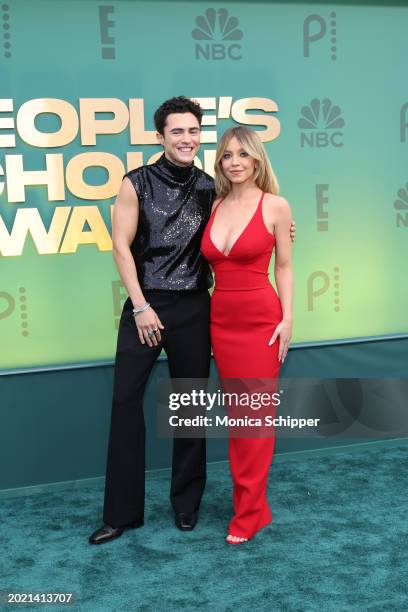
147, 330, 155, 338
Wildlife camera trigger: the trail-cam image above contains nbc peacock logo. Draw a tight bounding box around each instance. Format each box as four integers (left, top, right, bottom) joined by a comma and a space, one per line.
192, 8, 243, 61
394, 183, 408, 228
298, 98, 345, 148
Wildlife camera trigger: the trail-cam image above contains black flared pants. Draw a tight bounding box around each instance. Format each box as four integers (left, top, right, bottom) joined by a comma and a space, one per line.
103, 290, 211, 528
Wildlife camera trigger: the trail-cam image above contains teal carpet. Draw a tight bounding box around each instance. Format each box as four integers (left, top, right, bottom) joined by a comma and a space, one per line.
1, 444, 408, 611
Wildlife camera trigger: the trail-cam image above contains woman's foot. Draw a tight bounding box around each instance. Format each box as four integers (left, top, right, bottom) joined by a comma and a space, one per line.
226, 534, 248, 545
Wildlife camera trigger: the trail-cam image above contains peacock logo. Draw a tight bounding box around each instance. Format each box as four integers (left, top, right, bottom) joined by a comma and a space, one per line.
192, 8, 243, 41
298, 98, 344, 130
298, 98, 345, 148
192, 8, 243, 61
394, 183, 408, 228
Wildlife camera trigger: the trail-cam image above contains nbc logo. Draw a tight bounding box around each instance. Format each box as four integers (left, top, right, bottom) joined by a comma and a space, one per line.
192, 8, 243, 61
298, 98, 345, 148
394, 183, 408, 228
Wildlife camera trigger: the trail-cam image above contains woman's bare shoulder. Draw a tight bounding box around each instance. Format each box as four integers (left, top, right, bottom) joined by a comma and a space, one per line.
263, 192, 289, 208
263, 193, 291, 218
262, 194, 291, 235
211, 196, 224, 213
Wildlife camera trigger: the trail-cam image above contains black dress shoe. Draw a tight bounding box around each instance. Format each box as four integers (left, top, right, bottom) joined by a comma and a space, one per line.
89, 521, 142, 545
175, 512, 198, 531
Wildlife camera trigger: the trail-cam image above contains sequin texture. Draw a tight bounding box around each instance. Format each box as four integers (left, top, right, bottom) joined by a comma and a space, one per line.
124, 153, 215, 290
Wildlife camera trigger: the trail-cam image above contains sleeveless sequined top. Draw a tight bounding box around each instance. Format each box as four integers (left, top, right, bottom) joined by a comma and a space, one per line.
124, 154, 215, 291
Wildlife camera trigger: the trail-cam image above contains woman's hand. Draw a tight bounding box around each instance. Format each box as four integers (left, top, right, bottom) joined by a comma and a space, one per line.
268, 319, 292, 363
134, 307, 164, 347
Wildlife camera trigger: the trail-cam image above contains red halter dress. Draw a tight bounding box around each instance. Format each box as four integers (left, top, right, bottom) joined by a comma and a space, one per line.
201, 192, 283, 539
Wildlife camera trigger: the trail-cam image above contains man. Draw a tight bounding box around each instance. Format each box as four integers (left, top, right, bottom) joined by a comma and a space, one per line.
89, 96, 295, 544
89, 97, 214, 544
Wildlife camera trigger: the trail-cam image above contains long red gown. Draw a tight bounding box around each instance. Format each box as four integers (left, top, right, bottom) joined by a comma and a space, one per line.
201, 192, 283, 540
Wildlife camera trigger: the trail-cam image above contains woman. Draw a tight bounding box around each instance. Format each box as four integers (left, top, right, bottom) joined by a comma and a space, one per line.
201, 126, 293, 544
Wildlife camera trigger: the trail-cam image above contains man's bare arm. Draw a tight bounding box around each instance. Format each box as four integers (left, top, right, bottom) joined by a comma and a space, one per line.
112, 177, 164, 347
112, 178, 145, 306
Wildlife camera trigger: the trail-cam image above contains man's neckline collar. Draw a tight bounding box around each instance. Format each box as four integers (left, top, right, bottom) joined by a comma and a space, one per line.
156, 153, 196, 180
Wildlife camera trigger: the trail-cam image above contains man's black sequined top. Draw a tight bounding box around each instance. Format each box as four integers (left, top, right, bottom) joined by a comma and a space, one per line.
124, 153, 215, 291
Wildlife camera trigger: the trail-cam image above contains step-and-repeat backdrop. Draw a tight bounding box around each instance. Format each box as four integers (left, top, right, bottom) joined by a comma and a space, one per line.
1, 1, 407, 371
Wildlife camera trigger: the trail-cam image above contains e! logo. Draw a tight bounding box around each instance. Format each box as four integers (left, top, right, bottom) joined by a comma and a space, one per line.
400, 103, 408, 143
98, 5, 115, 59
316, 184, 329, 231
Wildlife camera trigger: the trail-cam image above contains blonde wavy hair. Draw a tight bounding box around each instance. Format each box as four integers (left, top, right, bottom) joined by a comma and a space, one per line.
214, 126, 279, 197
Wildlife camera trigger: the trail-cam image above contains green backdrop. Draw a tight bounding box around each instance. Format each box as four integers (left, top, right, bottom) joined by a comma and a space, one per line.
1, 0, 407, 371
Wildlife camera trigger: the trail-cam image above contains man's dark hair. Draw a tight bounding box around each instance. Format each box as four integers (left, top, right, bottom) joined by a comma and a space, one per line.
154, 96, 203, 134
